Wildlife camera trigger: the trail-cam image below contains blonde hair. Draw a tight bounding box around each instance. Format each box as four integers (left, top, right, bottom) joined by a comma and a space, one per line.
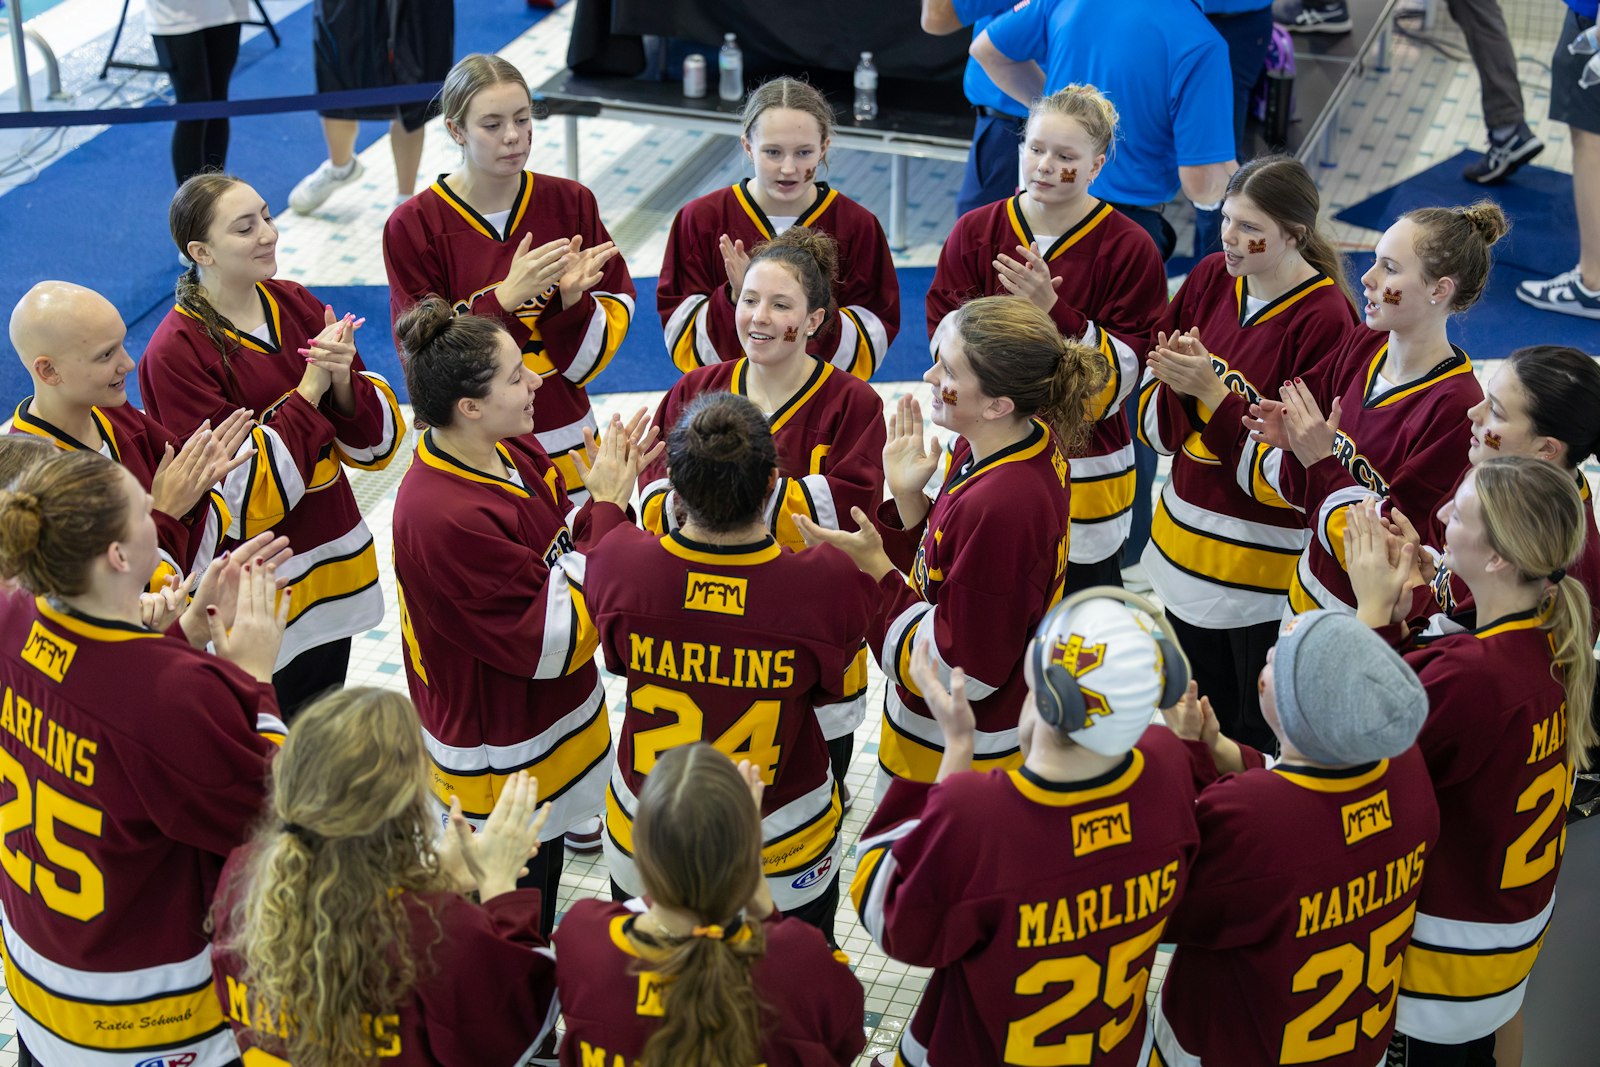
0, 450, 126, 596
1475, 457, 1596, 769
1402, 200, 1509, 312
1028, 83, 1118, 157
632, 744, 769, 1067
740, 77, 834, 156
953, 296, 1109, 454
440, 53, 529, 133
219, 689, 451, 1067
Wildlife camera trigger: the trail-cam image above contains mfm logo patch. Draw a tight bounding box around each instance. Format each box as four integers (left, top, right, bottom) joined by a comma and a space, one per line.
1071, 802, 1133, 856
21, 621, 75, 682
1341, 790, 1393, 845
635, 970, 669, 1017
1048, 634, 1110, 724
684, 572, 748, 616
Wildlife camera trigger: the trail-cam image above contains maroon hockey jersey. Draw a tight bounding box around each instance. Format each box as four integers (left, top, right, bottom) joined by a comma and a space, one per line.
929, 196, 1168, 564
384, 170, 635, 491
212, 850, 558, 1067
1154, 745, 1438, 1067
553, 897, 865, 1067
852, 727, 1200, 1066
1140, 252, 1356, 627
583, 525, 876, 911
874, 420, 1072, 782
140, 278, 401, 666
0, 589, 279, 1065
391, 430, 623, 837
658, 180, 898, 379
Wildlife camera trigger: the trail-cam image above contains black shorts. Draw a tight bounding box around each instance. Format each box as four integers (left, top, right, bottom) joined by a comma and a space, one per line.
1551, 8, 1600, 136
312, 0, 453, 130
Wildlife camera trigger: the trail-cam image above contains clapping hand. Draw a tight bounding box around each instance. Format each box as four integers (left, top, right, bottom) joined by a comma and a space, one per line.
794, 506, 895, 581
572, 408, 663, 508
558, 237, 621, 310
440, 772, 552, 902
1148, 328, 1228, 409
719, 234, 752, 297
885, 395, 939, 528
993, 242, 1062, 312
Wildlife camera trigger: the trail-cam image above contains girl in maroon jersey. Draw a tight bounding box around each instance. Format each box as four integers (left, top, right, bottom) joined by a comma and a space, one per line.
555, 742, 864, 1067
212, 687, 561, 1067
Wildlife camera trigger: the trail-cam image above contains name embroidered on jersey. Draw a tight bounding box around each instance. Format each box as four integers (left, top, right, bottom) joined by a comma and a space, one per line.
1342, 790, 1394, 845
20, 622, 75, 682
683, 573, 749, 616
1072, 802, 1134, 856
1331, 432, 1391, 495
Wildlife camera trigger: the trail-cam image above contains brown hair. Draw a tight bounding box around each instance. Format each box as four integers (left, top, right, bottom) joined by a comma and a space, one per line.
1474, 457, 1596, 769
740, 77, 834, 158
170, 172, 248, 399
1226, 155, 1356, 308
747, 225, 838, 338
0, 450, 127, 596
632, 743, 769, 1067
395, 296, 509, 429
1401, 200, 1509, 312
1028, 83, 1119, 158
667, 393, 778, 532
0, 437, 52, 491
440, 53, 530, 133
954, 296, 1108, 453
219, 688, 451, 1067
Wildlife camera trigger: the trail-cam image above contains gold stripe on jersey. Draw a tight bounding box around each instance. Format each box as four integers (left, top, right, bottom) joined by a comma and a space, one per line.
335, 373, 405, 471
659, 532, 782, 567
283, 541, 380, 625
1235, 273, 1335, 327
574, 293, 633, 388
428, 705, 611, 819
1363, 343, 1473, 408
1004, 195, 1114, 260
9, 401, 122, 463
429, 171, 534, 241
1273, 759, 1388, 794
416, 431, 529, 498
945, 419, 1053, 498
174, 283, 284, 354
731, 179, 838, 239
877, 715, 1021, 783
1009, 750, 1144, 806
1071, 466, 1136, 524
667, 296, 710, 374
36, 598, 163, 644
1245, 441, 1295, 509
1150, 497, 1302, 595
836, 307, 878, 380
731, 357, 832, 433
1084, 325, 1124, 421
1, 937, 227, 1053
1401, 929, 1548, 1001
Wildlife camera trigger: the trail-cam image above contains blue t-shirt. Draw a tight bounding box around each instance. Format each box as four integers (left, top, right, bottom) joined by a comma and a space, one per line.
956, 0, 1029, 118
1202, 0, 1271, 13
985, 0, 1236, 205
1565, 0, 1598, 21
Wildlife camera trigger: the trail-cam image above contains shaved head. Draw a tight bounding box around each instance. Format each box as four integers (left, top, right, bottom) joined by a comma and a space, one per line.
11, 281, 124, 371
10, 281, 134, 409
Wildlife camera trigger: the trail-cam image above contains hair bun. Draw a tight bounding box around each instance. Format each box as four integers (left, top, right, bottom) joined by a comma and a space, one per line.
1460, 200, 1509, 247
0, 489, 44, 568
766, 226, 840, 279
394, 295, 457, 360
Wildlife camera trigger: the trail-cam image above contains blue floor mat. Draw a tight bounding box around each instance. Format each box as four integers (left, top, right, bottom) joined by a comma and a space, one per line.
1332, 149, 1578, 276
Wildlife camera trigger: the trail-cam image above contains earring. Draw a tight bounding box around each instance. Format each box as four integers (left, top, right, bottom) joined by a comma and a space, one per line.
807, 331, 815, 338
1430, 299, 1438, 305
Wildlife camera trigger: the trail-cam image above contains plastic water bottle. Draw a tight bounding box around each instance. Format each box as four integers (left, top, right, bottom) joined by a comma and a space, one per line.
853, 52, 878, 122
718, 34, 744, 102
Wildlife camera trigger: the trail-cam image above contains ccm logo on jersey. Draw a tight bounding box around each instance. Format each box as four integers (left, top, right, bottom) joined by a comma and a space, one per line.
683, 573, 748, 616
21, 622, 76, 682
1072, 802, 1133, 856
1340, 790, 1393, 845
135, 1055, 198, 1067
792, 854, 834, 891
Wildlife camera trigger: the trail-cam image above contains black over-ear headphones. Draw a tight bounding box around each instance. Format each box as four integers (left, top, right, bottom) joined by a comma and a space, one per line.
1029, 586, 1191, 731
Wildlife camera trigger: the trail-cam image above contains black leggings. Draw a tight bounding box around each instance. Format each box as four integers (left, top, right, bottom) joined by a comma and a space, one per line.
272, 637, 352, 725
153, 22, 242, 185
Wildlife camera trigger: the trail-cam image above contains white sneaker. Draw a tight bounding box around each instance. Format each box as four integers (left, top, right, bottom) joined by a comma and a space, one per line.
1516, 267, 1600, 320
289, 158, 364, 215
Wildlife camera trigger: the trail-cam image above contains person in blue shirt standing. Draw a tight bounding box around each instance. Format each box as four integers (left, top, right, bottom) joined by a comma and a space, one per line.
921, 0, 1031, 218
1205, 0, 1276, 161
972, 0, 1238, 261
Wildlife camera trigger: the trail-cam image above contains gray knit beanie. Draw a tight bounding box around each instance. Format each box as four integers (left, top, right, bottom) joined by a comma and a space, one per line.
1272, 611, 1428, 764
